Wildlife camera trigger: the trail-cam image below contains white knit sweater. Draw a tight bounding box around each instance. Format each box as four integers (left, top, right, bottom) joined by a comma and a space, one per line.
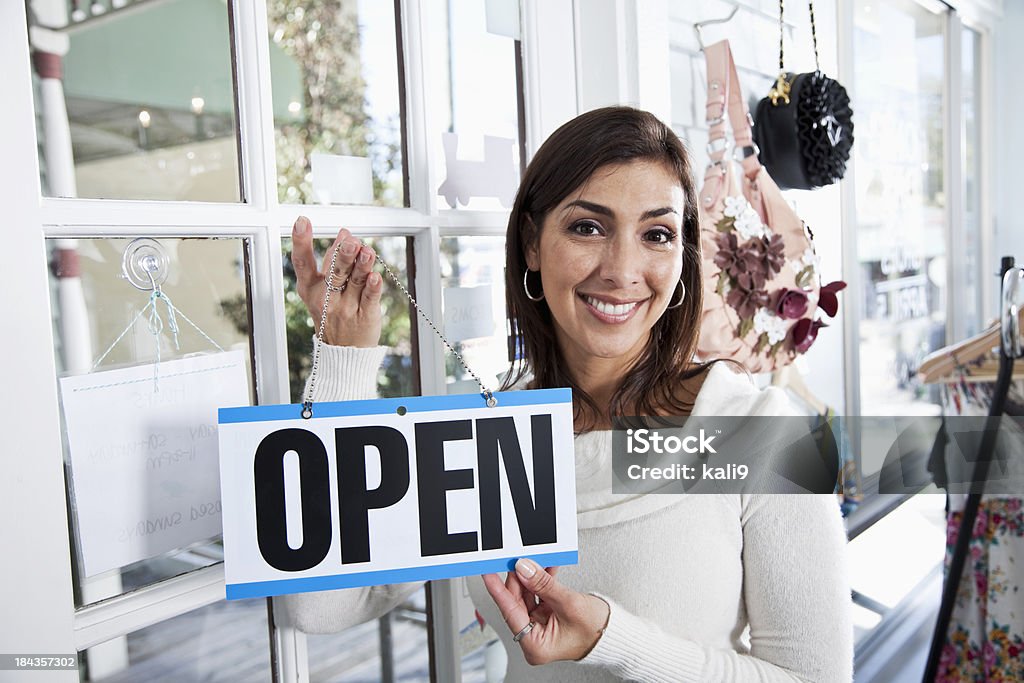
284, 340, 854, 682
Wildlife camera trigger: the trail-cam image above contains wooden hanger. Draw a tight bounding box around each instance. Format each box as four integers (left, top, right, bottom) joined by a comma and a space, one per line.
917, 310, 1024, 384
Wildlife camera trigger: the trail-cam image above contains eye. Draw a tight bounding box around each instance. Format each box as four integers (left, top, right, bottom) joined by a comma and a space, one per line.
569, 220, 603, 236
643, 227, 677, 244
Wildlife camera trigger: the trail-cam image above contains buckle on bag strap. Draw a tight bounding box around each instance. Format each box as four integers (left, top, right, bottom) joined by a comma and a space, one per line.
733, 143, 760, 161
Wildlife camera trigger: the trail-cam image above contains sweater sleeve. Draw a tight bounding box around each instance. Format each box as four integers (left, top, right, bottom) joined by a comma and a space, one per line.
580, 494, 852, 682
281, 339, 425, 634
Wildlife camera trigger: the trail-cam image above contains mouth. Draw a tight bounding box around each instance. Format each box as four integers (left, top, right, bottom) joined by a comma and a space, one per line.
578, 293, 647, 323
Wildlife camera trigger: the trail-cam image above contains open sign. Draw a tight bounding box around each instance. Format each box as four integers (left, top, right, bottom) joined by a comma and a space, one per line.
218, 390, 577, 600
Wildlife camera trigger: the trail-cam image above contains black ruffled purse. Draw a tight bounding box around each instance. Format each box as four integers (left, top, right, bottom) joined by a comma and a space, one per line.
752, 0, 854, 191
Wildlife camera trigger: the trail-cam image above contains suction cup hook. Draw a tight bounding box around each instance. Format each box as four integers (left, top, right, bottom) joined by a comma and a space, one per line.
1001, 266, 1024, 359
122, 238, 170, 291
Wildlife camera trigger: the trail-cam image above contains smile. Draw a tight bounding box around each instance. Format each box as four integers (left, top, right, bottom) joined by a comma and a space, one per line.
579, 294, 646, 322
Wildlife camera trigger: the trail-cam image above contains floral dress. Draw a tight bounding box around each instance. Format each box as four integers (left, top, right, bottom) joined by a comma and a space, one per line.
937, 381, 1024, 682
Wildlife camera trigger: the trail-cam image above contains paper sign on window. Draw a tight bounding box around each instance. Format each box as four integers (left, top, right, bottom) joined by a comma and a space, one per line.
59, 350, 250, 577
218, 390, 577, 600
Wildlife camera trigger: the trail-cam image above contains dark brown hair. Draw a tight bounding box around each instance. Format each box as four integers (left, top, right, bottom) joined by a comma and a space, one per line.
502, 106, 712, 428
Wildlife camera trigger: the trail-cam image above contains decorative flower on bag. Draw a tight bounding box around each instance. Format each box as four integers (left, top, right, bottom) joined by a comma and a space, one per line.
818, 280, 847, 317
754, 308, 789, 344
775, 289, 810, 320
791, 318, 828, 352
734, 207, 766, 240
727, 283, 770, 321
715, 233, 766, 291
761, 233, 787, 275
718, 196, 766, 240
789, 247, 821, 290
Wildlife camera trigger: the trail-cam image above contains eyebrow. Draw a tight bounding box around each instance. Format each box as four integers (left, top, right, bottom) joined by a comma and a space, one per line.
564, 199, 679, 222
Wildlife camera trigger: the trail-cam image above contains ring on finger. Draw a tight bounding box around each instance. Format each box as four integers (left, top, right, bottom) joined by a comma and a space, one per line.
512, 621, 535, 643
325, 274, 349, 292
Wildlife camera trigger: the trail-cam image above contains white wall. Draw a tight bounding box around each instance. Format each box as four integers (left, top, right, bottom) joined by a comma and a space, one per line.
993, 0, 1024, 295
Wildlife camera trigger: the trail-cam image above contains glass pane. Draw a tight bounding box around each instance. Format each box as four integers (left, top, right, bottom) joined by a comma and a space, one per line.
962, 27, 983, 337
427, 0, 523, 211
439, 236, 512, 393
847, 494, 946, 645
282, 236, 416, 401
268, 1, 405, 207
77, 598, 271, 681
48, 237, 255, 606
852, 0, 946, 416
28, 0, 241, 201
306, 587, 431, 681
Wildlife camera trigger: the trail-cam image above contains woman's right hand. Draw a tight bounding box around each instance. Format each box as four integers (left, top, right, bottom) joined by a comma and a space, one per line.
291, 216, 383, 348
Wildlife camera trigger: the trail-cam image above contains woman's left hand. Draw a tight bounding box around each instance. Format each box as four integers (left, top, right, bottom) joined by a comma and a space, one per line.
482, 558, 610, 665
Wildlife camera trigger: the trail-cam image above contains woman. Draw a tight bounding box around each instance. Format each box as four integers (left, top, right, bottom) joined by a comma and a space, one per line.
286, 106, 853, 681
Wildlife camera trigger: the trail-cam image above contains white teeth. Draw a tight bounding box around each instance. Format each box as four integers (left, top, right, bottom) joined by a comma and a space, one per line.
584, 295, 638, 317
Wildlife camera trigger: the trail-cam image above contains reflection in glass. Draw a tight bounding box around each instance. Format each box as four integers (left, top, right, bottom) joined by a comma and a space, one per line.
27, 0, 241, 201
427, 0, 523, 211
282, 237, 416, 401
440, 236, 512, 393
48, 237, 254, 607
305, 588, 433, 682
852, 0, 946, 416
962, 27, 983, 337
268, 0, 405, 206
78, 598, 271, 682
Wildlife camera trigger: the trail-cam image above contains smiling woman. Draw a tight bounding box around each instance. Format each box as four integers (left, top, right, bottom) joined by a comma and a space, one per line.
504, 108, 708, 432
285, 106, 853, 682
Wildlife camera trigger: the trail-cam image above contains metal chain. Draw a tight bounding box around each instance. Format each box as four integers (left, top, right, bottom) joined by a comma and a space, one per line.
777, 0, 821, 72
301, 244, 497, 420
778, 0, 785, 71
808, 0, 821, 72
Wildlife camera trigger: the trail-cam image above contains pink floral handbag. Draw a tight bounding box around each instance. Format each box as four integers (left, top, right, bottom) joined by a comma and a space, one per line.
697, 40, 844, 373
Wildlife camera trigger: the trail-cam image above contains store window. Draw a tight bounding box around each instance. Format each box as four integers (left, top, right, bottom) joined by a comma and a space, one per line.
267, 0, 405, 207
426, 0, 524, 211
28, 0, 242, 202
851, 0, 947, 417
49, 237, 255, 609
961, 26, 983, 338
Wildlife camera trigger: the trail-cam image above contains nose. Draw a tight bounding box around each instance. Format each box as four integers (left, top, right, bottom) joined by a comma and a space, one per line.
598, 232, 643, 288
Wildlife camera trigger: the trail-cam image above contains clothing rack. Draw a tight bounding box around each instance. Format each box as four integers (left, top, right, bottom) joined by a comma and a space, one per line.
921, 256, 1024, 682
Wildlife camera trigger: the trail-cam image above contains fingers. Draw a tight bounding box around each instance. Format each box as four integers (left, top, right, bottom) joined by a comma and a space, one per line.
514, 558, 571, 608
346, 245, 377, 304
291, 216, 319, 293
482, 573, 532, 636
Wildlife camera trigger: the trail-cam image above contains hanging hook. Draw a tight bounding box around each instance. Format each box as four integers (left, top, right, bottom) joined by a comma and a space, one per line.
694, 6, 739, 51
1001, 266, 1024, 359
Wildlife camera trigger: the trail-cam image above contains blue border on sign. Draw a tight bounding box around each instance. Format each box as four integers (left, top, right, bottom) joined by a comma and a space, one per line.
218, 388, 573, 424
225, 550, 579, 600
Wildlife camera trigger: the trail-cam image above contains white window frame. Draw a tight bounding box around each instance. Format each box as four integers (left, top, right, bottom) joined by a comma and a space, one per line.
0, 1, 578, 681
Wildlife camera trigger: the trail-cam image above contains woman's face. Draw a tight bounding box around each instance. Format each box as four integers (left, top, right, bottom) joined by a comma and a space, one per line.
525, 159, 686, 368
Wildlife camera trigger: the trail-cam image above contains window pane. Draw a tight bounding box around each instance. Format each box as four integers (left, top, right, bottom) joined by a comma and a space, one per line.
282, 236, 416, 401
28, 0, 241, 201
48, 237, 255, 606
77, 598, 271, 681
427, 0, 523, 211
268, 1, 405, 207
852, 0, 946, 416
306, 587, 431, 681
439, 236, 512, 393
962, 27, 983, 337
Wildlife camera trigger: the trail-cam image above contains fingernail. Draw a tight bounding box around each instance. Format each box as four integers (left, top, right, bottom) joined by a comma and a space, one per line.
341, 240, 357, 255
358, 249, 371, 264
515, 558, 538, 579
368, 272, 380, 287
292, 217, 305, 236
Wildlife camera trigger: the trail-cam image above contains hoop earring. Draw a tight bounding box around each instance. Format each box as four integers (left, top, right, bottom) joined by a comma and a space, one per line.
523, 269, 544, 302
666, 279, 686, 309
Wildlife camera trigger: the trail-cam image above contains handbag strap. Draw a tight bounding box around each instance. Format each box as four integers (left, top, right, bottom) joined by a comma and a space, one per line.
703, 39, 761, 182
778, 0, 821, 73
